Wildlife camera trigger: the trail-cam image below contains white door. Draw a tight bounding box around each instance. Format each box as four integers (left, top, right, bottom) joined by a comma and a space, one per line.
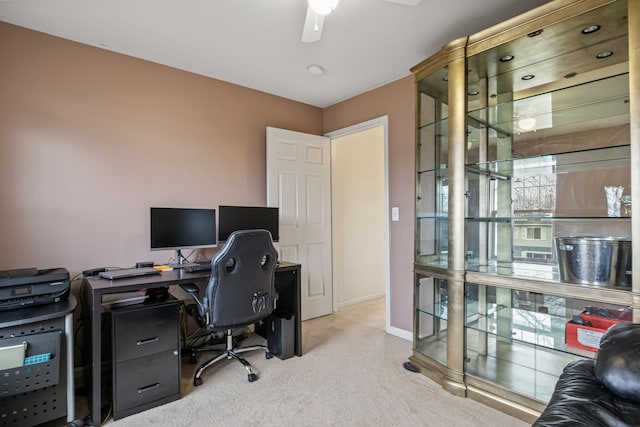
266, 127, 333, 320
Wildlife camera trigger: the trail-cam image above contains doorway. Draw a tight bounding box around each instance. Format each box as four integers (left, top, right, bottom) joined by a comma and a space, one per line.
266, 117, 390, 327
327, 116, 390, 331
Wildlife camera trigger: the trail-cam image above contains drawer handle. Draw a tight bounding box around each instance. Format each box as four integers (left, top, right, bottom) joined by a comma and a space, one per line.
137, 383, 160, 394
136, 336, 160, 346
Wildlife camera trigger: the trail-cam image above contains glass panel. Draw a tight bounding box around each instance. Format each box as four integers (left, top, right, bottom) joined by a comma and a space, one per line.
464, 283, 632, 402
416, 65, 450, 268
467, 73, 630, 159
464, 144, 632, 283
416, 276, 448, 365
417, 167, 448, 266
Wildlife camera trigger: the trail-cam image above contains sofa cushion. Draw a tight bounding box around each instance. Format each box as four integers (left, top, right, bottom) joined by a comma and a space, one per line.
594, 322, 640, 404
533, 359, 640, 426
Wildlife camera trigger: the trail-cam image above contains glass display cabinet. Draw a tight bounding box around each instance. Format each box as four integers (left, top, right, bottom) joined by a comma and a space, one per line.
410, 0, 639, 422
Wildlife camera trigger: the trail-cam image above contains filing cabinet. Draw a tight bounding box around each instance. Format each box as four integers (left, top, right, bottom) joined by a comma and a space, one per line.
111, 298, 181, 420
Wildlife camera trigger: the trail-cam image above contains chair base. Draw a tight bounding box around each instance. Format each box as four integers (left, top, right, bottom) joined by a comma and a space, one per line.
192, 329, 272, 385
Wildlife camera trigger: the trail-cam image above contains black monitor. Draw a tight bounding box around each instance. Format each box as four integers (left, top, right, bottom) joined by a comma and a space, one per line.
218, 205, 279, 242
150, 207, 217, 266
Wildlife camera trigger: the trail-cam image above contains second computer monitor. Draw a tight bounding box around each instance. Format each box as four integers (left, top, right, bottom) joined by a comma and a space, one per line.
218, 205, 279, 242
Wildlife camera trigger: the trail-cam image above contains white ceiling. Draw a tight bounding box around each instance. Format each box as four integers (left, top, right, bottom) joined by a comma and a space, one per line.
0, 0, 550, 108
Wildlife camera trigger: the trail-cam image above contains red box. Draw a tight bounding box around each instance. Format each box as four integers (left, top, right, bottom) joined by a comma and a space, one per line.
565, 309, 628, 352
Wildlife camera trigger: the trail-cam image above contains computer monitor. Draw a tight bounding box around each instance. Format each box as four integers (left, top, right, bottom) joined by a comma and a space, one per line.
218, 205, 279, 242
150, 207, 217, 267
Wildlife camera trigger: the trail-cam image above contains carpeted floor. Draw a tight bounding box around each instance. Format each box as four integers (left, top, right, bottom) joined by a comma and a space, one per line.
82, 297, 530, 426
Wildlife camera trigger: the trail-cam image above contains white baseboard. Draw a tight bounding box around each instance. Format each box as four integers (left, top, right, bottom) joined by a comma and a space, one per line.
386, 325, 412, 341
337, 292, 386, 309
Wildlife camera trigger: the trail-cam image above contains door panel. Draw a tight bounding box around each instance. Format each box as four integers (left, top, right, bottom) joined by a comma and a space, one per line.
266, 127, 332, 320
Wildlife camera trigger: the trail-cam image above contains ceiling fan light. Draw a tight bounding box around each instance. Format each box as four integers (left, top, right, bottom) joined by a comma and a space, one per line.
308, 0, 339, 15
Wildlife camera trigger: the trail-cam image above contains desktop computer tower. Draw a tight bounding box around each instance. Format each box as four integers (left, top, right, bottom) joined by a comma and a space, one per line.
264, 309, 295, 360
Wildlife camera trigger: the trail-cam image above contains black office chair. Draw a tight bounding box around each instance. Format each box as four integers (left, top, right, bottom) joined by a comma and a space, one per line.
180, 229, 278, 385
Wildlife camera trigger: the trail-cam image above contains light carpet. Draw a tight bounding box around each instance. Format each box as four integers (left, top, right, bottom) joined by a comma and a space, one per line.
100, 297, 529, 427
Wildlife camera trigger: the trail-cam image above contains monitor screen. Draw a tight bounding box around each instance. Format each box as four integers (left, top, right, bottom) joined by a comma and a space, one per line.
218, 205, 279, 242
150, 207, 217, 251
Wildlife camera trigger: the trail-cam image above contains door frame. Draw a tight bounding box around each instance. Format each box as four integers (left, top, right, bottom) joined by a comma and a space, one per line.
326, 115, 391, 333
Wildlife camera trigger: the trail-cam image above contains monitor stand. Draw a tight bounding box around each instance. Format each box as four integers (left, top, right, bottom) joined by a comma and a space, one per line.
168, 249, 190, 269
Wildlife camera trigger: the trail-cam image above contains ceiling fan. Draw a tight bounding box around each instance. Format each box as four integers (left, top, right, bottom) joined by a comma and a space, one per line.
301, 0, 422, 43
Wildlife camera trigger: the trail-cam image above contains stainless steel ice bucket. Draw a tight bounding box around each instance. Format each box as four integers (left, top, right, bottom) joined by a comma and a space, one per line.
555, 236, 631, 287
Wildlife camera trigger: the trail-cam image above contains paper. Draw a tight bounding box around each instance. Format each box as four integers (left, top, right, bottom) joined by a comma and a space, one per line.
0, 342, 27, 370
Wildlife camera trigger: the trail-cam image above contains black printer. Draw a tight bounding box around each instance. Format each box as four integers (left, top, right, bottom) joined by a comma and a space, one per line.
0, 267, 70, 311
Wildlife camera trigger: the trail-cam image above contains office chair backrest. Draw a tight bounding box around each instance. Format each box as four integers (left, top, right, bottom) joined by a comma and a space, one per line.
205, 229, 278, 329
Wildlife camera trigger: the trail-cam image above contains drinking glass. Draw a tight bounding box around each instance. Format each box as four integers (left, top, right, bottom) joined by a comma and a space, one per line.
604, 186, 624, 217
621, 195, 632, 217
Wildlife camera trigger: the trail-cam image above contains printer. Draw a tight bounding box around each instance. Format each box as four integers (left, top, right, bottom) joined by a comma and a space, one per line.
0, 267, 70, 311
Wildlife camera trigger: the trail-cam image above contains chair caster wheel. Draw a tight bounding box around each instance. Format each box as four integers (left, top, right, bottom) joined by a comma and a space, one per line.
248, 373, 257, 382
189, 354, 197, 364
194, 377, 203, 386
266, 351, 273, 359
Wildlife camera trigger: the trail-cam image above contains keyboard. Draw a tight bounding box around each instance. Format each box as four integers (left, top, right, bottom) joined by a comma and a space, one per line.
184, 262, 211, 273
99, 267, 161, 280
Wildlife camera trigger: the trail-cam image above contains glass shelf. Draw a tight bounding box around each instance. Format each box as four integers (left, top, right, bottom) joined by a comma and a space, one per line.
415, 256, 448, 269
418, 214, 448, 220
465, 330, 582, 403
465, 306, 595, 358
418, 115, 449, 132
466, 73, 629, 137
464, 260, 633, 290
466, 145, 629, 177
417, 165, 448, 177
466, 215, 631, 222
465, 260, 556, 281
417, 302, 448, 320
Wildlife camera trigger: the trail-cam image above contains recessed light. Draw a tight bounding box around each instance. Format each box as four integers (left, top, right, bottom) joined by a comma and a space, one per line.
564, 72, 577, 78
581, 24, 601, 34
442, 76, 448, 82
500, 55, 514, 62
468, 90, 479, 96
596, 51, 613, 59
521, 74, 535, 81
527, 29, 543, 37
306, 64, 325, 75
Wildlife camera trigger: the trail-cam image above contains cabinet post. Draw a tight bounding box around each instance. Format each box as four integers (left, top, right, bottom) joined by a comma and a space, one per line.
629, 0, 640, 322
445, 39, 467, 390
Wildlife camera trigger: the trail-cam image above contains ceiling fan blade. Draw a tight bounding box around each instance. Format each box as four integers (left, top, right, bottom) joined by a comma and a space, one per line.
383, 0, 422, 5
301, 5, 324, 43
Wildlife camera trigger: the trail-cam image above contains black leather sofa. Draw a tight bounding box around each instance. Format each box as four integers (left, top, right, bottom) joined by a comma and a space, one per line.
533, 322, 640, 426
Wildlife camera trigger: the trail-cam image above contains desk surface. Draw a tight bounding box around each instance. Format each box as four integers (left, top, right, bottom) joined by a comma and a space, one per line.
85, 261, 300, 293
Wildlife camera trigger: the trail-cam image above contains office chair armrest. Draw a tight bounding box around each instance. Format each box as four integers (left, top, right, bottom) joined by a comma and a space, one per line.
180, 283, 206, 318
181, 282, 200, 295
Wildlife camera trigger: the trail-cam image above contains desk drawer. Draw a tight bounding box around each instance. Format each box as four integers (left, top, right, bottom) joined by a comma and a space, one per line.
114, 349, 181, 416
112, 301, 179, 363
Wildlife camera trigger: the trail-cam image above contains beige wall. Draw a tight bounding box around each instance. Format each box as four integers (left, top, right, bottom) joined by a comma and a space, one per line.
0, 22, 322, 276
0, 21, 416, 334
323, 77, 416, 332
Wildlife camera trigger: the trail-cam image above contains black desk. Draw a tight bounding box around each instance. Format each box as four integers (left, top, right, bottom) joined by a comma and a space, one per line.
82, 262, 301, 427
